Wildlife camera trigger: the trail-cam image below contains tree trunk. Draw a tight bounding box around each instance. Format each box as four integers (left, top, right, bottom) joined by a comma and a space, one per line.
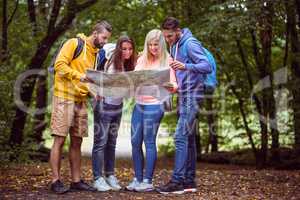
235, 39, 261, 165
286, 0, 300, 155
214, 48, 258, 161
251, 0, 275, 168
27, 0, 38, 36
296, 0, 300, 28
270, 95, 280, 163
249, 29, 269, 167
206, 92, 218, 152
9, 35, 64, 145
1, 0, 19, 62
232, 85, 258, 161
9, 0, 98, 145
262, 0, 277, 166
195, 117, 201, 161
259, 99, 269, 168
291, 62, 300, 155
263, 2, 280, 163
1, 0, 8, 60
33, 75, 47, 144
294, 0, 300, 155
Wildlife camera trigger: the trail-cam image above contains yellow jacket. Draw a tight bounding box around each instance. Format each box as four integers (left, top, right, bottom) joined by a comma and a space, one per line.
54, 34, 98, 102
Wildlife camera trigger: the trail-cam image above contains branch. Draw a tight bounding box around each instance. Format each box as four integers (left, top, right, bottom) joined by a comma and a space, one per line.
286, 0, 299, 53
296, 0, 300, 29
260, 0, 274, 74
47, 0, 62, 35
235, 39, 262, 115
226, 73, 257, 155
27, 0, 38, 36
236, 39, 255, 88
8, 0, 99, 146
214, 49, 258, 155
7, 0, 19, 26
48, 0, 98, 35
249, 28, 261, 69
1, 0, 8, 57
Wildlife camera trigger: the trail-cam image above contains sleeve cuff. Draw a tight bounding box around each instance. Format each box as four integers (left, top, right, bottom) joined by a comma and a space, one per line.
73, 72, 83, 80
185, 63, 193, 70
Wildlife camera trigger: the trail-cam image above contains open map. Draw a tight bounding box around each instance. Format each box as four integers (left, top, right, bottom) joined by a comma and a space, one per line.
86, 68, 171, 100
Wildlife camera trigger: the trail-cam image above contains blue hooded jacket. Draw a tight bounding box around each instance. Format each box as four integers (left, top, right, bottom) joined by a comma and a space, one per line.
170, 28, 212, 98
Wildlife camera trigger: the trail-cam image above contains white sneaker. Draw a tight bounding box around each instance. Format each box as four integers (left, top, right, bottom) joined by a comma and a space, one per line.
126, 178, 140, 191
93, 177, 112, 192
105, 175, 122, 191
135, 179, 154, 192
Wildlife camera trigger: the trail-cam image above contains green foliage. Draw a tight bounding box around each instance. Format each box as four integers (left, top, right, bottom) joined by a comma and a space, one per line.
0, 142, 40, 164
158, 139, 175, 158
0, 0, 298, 162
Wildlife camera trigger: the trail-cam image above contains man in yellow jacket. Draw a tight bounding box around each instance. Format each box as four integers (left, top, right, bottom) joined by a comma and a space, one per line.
49, 20, 112, 194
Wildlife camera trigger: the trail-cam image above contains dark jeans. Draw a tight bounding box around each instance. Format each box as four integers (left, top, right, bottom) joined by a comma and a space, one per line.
171, 97, 203, 184
131, 104, 164, 183
92, 100, 123, 180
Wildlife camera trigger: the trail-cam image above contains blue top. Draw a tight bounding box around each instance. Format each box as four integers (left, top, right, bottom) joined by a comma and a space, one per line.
170, 28, 212, 99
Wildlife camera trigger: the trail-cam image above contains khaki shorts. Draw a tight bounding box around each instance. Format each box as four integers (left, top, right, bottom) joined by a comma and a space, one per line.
50, 96, 88, 137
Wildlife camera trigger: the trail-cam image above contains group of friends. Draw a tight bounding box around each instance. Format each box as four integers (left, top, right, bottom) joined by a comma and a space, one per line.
49, 17, 212, 195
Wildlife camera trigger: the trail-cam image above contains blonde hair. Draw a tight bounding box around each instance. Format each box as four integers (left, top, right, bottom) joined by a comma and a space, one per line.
140, 29, 169, 68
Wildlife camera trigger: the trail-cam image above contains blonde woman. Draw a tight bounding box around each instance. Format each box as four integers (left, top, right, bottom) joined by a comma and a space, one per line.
126, 29, 177, 192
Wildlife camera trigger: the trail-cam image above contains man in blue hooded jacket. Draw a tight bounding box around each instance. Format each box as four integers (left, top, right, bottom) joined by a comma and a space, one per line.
158, 17, 212, 194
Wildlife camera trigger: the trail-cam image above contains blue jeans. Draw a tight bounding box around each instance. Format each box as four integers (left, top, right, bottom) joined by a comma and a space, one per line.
171, 97, 202, 184
92, 100, 123, 180
131, 104, 164, 183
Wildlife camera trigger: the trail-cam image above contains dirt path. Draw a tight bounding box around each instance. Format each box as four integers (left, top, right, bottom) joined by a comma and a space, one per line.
1, 157, 299, 200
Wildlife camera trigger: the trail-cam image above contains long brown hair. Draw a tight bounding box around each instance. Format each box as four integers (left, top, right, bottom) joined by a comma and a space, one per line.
107, 35, 137, 72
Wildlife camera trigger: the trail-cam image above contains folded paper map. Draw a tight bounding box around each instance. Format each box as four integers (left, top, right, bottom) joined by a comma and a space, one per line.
86, 68, 171, 100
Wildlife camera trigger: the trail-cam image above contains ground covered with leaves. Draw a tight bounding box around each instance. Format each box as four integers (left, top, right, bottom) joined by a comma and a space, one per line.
1, 156, 299, 200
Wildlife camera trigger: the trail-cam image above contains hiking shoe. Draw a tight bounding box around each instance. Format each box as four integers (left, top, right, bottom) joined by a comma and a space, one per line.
105, 175, 121, 191
70, 180, 97, 192
50, 180, 68, 194
183, 181, 197, 193
157, 180, 184, 194
93, 177, 112, 192
126, 177, 141, 191
135, 179, 154, 192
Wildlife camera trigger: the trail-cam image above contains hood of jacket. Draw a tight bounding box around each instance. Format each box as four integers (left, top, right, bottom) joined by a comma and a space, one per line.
176, 28, 197, 48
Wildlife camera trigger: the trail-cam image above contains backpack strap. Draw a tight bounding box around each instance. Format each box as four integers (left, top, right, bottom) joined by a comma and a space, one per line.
73, 37, 84, 60
95, 48, 107, 71
48, 37, 84, 74
182, 37, 215, 71
182, 37, 198, 59
182, 37, 217, 89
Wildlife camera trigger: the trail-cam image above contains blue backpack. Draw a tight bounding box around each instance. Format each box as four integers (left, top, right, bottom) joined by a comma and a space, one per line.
182, 37, 217, 92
